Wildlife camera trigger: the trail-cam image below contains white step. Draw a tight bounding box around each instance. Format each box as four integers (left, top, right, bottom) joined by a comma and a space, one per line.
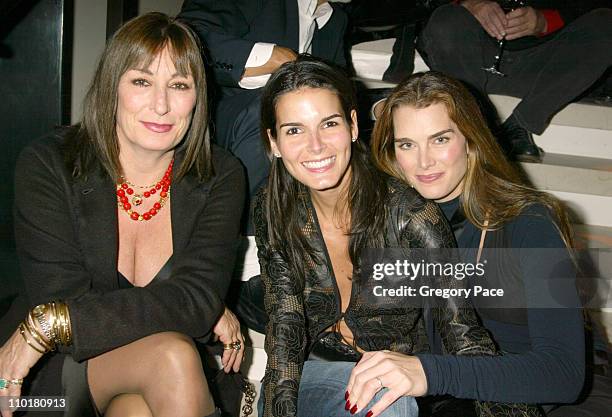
535, 125, 612, 160
490, 95, 612, 131
351, 39, 612, 160
352, 38, 431, 83
521, 154, 612, 227
490, 95, 612, 160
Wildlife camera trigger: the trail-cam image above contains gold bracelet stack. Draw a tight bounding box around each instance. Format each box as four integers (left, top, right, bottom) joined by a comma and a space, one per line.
50, 301, 72, 346
19, 302, 73, 354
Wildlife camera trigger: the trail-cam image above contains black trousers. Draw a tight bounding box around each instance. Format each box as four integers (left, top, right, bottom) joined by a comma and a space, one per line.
213, 88, 269, 233
418, 4, 612, 134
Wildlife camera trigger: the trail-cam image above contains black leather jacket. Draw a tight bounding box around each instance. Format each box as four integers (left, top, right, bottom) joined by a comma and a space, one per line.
254, 178, 540, 417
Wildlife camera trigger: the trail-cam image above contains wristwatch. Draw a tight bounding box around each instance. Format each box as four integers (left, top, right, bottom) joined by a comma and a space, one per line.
31, 304, 54, 343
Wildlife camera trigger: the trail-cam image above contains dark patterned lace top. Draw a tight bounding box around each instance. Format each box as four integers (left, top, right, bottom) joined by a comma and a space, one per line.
254, 177, 541, 417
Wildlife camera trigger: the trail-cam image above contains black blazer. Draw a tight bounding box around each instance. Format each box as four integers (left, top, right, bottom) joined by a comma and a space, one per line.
179, 0, 348, 88
14, 131, 245, 362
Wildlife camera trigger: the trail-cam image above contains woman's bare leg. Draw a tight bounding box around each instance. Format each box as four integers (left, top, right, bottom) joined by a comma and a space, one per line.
88, 332, 215, 417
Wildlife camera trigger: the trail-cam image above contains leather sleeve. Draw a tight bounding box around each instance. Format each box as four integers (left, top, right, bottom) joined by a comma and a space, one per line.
395, 188, 497, 356
394, 185, 542, 417
253, 190, 307, 417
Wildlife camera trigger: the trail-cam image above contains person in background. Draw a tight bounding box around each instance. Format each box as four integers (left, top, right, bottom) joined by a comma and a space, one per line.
418, 0, 612, 162
179, 0, 349, 213
369, 71, 611, 416
0, 13, 244, 417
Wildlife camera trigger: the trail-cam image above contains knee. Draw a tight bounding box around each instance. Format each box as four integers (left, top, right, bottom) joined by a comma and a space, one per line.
422, 5, 475, 53
149, 332, 205, 379
590, 9, 612, 42
105, 394, 152, 417
570, 9, 612, 44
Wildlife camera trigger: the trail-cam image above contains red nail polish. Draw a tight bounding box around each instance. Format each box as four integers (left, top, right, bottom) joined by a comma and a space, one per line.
345, 400, 351, 411
345, 391, 350, 400
366, 411, 373, 417
350, 405, 358, 414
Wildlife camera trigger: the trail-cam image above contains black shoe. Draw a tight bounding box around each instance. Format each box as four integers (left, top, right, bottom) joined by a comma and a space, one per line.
500, 115, 543, 163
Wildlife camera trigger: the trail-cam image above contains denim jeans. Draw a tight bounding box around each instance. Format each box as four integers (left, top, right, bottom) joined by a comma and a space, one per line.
258, 360, 419, 417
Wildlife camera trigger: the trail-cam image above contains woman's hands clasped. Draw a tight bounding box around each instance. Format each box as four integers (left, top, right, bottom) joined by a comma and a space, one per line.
213, 307, 245, 373
0, 329, 44, 417
345, 351, 428, 417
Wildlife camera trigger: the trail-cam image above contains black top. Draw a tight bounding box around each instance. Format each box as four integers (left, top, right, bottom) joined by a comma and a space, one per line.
179, 0, 348, 88
417, 197, 585, 404
117, 257, 173, 289
14, 131, 245, 396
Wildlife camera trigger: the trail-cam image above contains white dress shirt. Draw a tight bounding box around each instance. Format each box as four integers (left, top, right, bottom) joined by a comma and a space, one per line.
239, 0, 334, 89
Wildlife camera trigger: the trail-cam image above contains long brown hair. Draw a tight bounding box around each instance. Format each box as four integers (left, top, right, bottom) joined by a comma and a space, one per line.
260, 57, 388, 278
371, 71, 573, 248
69, 12, 212, 182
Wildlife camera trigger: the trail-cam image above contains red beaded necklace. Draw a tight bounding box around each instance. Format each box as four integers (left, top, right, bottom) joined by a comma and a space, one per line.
116, 158, 174, 221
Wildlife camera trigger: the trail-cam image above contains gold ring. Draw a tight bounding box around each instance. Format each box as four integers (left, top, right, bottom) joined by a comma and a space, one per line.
223, 341, 242, 351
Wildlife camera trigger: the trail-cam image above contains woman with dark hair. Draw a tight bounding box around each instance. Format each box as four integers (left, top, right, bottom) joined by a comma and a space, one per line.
0, 13, 244, 417
254, 57, 539, 417
366, 71, 609, 415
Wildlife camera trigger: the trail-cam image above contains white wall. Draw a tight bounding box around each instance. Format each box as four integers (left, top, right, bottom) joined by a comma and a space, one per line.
71, 0, 108, 123
70, 0, 183, 123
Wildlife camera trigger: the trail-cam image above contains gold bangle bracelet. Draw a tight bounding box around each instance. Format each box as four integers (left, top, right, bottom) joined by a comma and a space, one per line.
62, 303, 72, 345
49, 301, 72, 347
49, 302, 61, 346
57, 303, 68, 345
55, 302, 67, 346
19, 323, 46, 354
48, 302, 59, 346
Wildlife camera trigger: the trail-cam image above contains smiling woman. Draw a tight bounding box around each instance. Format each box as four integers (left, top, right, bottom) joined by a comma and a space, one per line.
253, 57, 536, 417
392, 103, 468, 203
0, 12, 245, 417
115, 50, 197, 156
267, 87, 357, 192
370, 71, 597, 415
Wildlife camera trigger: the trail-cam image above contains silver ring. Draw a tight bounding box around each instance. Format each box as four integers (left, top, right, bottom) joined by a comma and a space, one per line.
375, 376, 384, 390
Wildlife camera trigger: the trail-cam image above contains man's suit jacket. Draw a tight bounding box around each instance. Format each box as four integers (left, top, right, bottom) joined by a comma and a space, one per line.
179, 0, 348, 89
14, 131, 245, 363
